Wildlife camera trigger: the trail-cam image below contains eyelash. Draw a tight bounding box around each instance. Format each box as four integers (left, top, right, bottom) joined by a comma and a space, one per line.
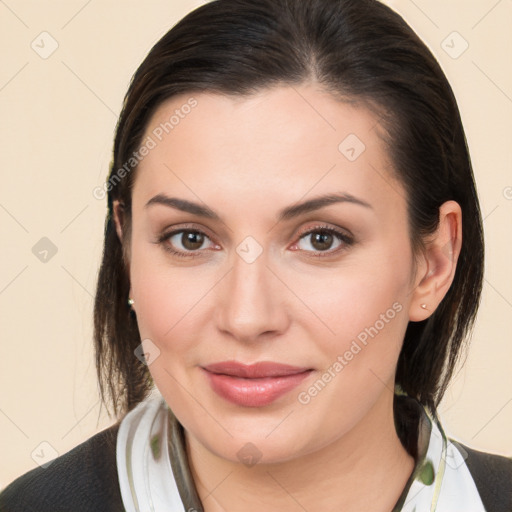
292, 225, 354, 257
156, 224, 354, 259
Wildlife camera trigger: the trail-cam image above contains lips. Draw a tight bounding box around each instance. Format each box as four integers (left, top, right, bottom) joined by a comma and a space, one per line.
202, 361, 313, 407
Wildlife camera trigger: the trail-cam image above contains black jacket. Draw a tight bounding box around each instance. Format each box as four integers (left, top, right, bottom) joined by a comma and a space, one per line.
0, 423, 123, 512
1, 423, 511, 512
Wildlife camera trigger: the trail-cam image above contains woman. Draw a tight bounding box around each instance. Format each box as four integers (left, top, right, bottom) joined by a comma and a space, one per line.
1, 0, 511, 510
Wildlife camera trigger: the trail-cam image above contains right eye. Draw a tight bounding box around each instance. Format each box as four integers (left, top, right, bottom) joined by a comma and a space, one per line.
157, 228, 220, 258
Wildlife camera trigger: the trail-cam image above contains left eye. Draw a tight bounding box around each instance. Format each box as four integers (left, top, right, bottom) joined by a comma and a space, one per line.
167, 230, 213, 251
296, 229, 348, 252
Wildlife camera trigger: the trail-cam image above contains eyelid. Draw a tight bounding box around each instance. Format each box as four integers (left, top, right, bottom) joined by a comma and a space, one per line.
156, 223, 220, 257
158, 223, 217, 242
289, 224, 354, 255
295, 223, 353, 240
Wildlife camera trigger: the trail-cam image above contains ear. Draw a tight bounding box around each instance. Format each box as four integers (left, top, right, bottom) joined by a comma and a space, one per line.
408, 200, 462, 321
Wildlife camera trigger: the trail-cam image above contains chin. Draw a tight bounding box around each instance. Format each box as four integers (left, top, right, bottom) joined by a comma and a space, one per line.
202, 429, 312, 466
182, 404, 325, 465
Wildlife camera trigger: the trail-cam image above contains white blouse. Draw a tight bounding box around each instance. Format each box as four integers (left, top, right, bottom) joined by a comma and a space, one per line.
116, 394, 486, 512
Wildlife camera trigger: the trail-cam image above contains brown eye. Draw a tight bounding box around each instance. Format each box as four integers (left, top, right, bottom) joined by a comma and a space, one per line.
310, 231, 334, 251
298, 229, 341, 252
293, 226, 354, 255
164, 230, 212, 253
181, 231, 205, 250
157, 226, 221, 259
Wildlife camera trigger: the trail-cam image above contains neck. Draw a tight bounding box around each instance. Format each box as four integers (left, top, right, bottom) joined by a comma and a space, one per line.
185, 391, 415, 512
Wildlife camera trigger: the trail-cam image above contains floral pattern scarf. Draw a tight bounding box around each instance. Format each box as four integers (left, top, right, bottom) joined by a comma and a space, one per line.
116, 393, 486, 512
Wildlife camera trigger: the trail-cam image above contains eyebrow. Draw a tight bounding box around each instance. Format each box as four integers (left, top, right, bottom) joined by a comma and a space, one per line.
278, 193, 372, 221
144, 192, 372, 221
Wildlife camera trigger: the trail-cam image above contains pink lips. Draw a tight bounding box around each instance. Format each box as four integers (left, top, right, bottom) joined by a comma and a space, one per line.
202, 361, 313, 407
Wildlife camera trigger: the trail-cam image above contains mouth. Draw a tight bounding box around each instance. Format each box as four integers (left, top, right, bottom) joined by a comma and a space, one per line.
201, 361, 314, 407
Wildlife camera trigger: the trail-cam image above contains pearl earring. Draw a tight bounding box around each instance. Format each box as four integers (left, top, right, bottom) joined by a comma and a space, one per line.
420, 303, 427, 310
128, 297, 135, 306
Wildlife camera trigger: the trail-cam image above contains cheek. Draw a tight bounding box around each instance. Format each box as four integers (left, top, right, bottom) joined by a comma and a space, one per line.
284, 255, 411, 352
285, 251, 413, 409
129, 245, 208, 358
291, 271, 410, 433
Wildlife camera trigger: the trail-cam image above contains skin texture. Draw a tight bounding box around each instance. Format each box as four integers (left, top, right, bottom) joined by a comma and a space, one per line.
113, 84, 462, 512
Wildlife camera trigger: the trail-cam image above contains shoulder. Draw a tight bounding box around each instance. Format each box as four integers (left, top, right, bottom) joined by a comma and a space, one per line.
451, 439, 512, 512
0, 422, 124, 512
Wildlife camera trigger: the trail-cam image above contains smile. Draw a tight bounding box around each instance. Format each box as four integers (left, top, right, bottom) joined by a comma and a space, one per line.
201, 361, 313, 407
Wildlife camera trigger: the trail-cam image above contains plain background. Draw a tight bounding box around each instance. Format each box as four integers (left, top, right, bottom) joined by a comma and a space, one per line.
0, 0, 511, 489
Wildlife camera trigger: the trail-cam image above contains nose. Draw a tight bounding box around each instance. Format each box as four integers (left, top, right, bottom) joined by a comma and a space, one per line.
215, 250, 290, 343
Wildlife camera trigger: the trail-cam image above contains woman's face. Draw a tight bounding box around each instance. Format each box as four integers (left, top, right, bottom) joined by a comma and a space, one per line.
125, 85, 423, 464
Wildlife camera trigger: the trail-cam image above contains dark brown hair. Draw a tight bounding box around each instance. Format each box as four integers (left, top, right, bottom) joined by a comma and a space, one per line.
94, 0, 484, 420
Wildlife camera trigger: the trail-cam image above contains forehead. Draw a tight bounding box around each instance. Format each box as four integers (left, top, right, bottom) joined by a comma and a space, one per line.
132, 85, 403, 217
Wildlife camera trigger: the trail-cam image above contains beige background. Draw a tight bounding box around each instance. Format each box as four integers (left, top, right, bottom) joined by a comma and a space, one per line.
0, 0, 511, 489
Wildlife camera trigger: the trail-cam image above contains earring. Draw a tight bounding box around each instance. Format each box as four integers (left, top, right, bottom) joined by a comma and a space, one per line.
420, 303, 427, 310
128, 297, 135, 307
